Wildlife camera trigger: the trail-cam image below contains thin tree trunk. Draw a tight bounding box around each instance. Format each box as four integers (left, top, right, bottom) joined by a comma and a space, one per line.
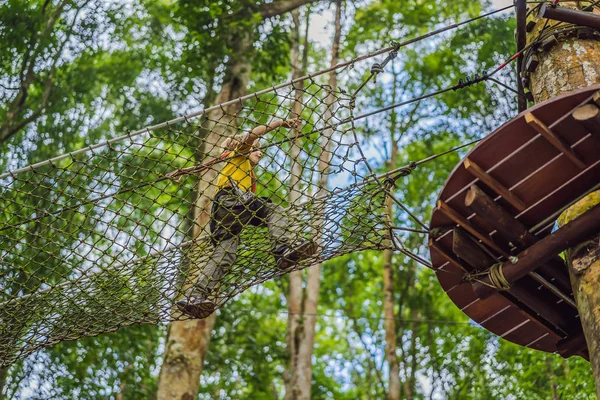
158, 2, 322, 397
157, 31, 254, 400
298, 0, 341, 392
285, 2, 341, 398
546, 355, 560, 400
285, 6, 311, 399
384, 65, 401, 400
284, 6, 307, 397
0, 367, 7, 400
526, 2, 600, 395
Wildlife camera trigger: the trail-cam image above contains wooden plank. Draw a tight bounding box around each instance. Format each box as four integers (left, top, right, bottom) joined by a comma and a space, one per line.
481, 306, 528, 335
429, 238, 468, 273
463, 158, 526, 211
465, 184, 533, 248
464, 294, 512, 322
509, 281, 575, 336
572, 103, 600, 136
445, 282, 479, 309
452, 227, 495, 271
436, 200, 506, 255
515, 158, 600, 227
464, 184, 572, 293
503, 318, 554, 347
428, 86, 600, 354
524, 112, 587, 169
556, 333, 588, 358
451, 227, 577, 336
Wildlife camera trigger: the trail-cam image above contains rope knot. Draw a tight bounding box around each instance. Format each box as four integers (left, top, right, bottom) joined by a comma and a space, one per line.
488, 263, 511, 291
371, 63, 384, 83
349, 96, 356, 110
389, 41, 400, 60
453, 72, 488, 91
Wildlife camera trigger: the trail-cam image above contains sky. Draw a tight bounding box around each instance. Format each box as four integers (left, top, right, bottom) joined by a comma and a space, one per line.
494, 0, 513, 7
308, 0, 515, 48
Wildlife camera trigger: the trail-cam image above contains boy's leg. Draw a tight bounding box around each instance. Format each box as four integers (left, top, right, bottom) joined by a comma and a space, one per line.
177, 236, 239, 319
177, 192, 249, 319
262, 202, 318, 269
263, 202, 295, 246
189, 235, 239, 299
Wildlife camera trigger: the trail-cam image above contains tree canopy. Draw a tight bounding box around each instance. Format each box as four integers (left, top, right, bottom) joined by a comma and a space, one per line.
0, 0, 595, 399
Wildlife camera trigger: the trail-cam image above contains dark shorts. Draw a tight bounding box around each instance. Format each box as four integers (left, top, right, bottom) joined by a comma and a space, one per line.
209, 188, 273, 245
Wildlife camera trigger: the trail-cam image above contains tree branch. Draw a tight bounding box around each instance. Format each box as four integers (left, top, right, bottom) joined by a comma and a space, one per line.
260, 0, 324, 19
0, 0, 85, 144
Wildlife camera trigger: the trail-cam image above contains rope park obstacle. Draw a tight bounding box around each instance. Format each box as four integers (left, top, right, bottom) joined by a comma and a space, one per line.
429, 0, 600, 361
0, 4, 530, 368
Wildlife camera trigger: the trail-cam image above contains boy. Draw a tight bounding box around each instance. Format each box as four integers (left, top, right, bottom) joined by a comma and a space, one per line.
175, 117, 317, 319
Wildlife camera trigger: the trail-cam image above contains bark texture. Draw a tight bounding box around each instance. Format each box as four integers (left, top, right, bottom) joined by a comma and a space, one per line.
285, 3, 341, 398
285, 8, 308, 397
158, 2, 324, 398
527, 2, 600, 103
526, 2, 600, 396
558, 192, 600, 397
383, 68, 401, 400
157, 32, 253, 400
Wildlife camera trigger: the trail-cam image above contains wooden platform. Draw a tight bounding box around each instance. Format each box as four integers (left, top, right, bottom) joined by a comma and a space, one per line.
428, 85, 600, 357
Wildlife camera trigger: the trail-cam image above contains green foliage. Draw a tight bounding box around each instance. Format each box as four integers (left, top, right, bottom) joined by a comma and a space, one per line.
1, 0, 596, 399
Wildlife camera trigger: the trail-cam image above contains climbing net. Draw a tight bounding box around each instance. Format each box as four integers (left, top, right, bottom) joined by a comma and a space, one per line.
0, 71, 409, 366
0, 3, 521, 367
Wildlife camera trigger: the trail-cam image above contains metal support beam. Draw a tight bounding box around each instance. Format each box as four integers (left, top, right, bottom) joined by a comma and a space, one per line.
539, 4, 600, 30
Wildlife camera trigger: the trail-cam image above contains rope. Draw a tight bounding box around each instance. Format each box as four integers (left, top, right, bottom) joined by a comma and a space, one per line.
488, 263, 511, 291
465, 263, 511, 291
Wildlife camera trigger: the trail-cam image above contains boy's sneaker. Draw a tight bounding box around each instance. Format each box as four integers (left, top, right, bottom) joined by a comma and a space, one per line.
176, 297, 216, 319
275, 240, 318, 270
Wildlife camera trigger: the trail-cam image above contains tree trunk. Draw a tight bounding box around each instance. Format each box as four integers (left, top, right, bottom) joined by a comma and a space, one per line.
285, 2, 341, 398
558, 192, 600, 396
526, 2, 600, 396
527, 3, 600, 104
0, 367, 7, 400
284, 7, 309, 399
158, 1, 322, 397
156, 32, 253, 400
384, 67, 401, 400
546, 355, 560, 400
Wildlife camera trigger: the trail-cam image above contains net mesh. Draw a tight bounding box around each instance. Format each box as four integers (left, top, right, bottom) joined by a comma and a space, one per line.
0, 78, 397, 367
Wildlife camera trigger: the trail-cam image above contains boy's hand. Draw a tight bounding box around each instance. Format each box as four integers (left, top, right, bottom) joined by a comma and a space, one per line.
165, 169, 183, 182
282, 117, 302, 130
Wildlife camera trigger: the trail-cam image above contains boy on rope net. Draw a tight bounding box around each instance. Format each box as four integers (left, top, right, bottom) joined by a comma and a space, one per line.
172, 117, 318, 319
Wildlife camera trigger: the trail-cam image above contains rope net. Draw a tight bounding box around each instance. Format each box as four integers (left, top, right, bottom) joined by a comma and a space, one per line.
0, 78, 397, 367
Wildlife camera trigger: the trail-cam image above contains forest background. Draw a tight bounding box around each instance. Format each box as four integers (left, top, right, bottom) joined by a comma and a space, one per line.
0, 0, 596, 399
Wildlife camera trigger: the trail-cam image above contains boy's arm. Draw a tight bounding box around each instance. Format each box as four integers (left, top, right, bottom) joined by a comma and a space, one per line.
228, 118, 302, 151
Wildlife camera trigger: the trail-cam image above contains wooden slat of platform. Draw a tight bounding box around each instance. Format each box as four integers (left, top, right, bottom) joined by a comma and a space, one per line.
428, 85, 600, 354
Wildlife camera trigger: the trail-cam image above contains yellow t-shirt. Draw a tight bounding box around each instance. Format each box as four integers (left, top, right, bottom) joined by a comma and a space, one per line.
215, 152, 255, 193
